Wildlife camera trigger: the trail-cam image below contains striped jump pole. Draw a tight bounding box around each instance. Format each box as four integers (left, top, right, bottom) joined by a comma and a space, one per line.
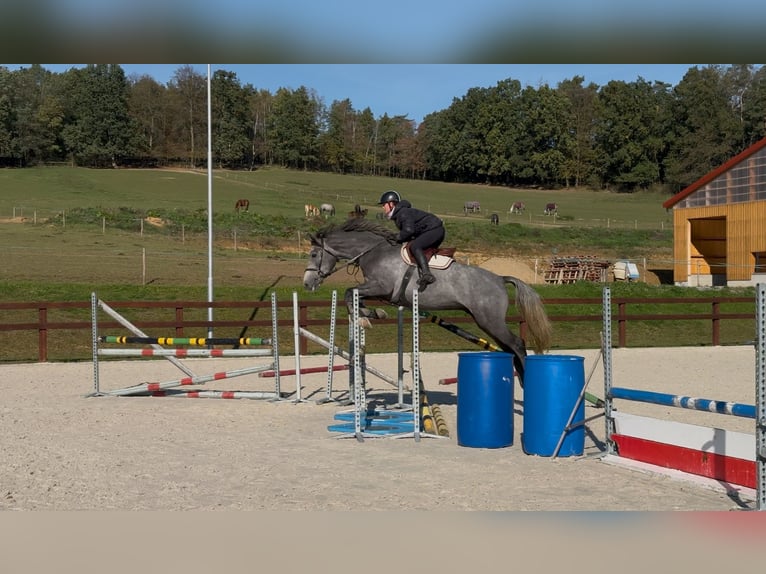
141, 389, 279, 400
602, 284, 766, 511
98, 348, 273, 358
609, 387, 756, 419
259, 364, 349, 378
98, 336, 271, 346
99, 364, 275, 397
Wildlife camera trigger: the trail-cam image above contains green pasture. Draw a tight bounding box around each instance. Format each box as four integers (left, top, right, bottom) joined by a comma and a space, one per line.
0, 166, 757, 363
0, 166, 672, 229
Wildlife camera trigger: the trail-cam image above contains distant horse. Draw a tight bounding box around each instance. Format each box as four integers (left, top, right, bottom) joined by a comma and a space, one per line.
544, 203, 558, 216
463, 201, 481, 214
305, 204, 320, 218
490, 213, 499, 225
302, 219, 552, 383
320, 203, 335, 218
509, 201, 525, 215
235, 198, 249, 212
348, 204, 368, 218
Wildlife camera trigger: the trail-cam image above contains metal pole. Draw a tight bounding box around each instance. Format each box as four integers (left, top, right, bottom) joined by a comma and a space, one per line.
603, 286, 615, 455
90, 292, 101, 396
756, 284, 765, 511
207, 63, 214, 338
292, 291, 303, 403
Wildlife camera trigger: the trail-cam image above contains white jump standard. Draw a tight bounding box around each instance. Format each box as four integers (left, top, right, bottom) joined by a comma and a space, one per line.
600, 284, 766, 511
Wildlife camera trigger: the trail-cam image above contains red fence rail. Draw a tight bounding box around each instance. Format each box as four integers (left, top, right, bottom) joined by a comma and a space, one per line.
0, 296, 755, 362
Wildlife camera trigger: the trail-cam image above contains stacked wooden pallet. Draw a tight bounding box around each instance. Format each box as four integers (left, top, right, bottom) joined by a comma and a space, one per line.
544, 255, 611, 284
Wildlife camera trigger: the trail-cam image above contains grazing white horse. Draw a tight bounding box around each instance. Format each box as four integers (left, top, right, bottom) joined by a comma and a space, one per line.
319, 203, 335, 217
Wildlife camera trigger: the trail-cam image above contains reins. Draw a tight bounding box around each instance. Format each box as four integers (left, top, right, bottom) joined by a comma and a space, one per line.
309, 237, 389, 280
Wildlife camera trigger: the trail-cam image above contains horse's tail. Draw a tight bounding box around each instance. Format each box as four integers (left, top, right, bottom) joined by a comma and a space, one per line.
503, 276, 552, 354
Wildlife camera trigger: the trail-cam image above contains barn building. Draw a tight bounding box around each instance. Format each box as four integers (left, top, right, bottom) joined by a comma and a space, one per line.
663, 136, 766, 287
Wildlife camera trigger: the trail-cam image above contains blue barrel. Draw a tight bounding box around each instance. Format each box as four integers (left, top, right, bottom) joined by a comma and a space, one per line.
456, 352, 515, 448
522, 354, 585, 457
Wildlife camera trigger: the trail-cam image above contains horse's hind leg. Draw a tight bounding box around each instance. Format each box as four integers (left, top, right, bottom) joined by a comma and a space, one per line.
474, 314, 528, 385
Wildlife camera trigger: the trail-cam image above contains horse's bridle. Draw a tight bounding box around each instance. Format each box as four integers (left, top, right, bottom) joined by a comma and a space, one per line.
304, 241, 337, 280
305, 238, 388, 280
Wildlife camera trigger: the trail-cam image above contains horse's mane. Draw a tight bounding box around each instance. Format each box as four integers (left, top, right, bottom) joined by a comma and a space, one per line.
317, 217, 399, 245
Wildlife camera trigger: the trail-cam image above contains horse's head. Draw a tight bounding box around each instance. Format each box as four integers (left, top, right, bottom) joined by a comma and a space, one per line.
302, 220, 398, 291
303, 233, 339, 291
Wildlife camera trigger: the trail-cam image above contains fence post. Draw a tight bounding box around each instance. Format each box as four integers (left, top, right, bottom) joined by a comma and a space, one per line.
617, 301, 627, 347
175, 306, 185, 338
38, 305, 48, 362
711, 300, 720, 346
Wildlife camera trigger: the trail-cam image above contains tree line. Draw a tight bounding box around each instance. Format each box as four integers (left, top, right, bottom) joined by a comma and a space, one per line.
1, 64, 764, 193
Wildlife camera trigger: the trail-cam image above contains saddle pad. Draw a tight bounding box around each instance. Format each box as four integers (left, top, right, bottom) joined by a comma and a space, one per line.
400, 245, 454, 270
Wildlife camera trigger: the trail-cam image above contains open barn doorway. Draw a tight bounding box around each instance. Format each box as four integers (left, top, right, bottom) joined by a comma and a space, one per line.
689, 216, 727, 286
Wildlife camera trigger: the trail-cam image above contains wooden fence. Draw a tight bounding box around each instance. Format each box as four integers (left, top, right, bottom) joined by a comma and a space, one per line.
0, 296, 756, 363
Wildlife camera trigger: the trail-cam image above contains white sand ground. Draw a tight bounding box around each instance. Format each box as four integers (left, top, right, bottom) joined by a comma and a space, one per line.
0, 345, 760, 511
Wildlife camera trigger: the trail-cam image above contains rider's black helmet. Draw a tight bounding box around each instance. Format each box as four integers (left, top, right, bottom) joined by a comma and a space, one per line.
378, 190, 401, 205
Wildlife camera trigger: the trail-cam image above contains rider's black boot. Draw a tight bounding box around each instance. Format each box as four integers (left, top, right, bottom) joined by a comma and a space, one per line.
413, 250, 435, 292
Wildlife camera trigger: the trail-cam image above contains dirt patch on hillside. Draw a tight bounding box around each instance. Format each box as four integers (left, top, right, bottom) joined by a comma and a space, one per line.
145, 216, 166, 227
475, 256, 539, 283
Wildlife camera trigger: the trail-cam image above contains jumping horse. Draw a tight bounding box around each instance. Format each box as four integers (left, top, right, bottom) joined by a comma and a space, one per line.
302, 218, 552, 383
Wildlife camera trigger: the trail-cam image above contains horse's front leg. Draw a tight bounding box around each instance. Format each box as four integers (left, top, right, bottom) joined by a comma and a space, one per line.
343, 284, 389, 326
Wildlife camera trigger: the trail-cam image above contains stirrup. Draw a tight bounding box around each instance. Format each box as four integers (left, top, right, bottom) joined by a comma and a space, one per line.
417, 274, 435, 292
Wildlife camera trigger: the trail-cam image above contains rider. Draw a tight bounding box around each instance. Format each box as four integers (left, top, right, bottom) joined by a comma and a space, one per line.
378, 190, 445, 292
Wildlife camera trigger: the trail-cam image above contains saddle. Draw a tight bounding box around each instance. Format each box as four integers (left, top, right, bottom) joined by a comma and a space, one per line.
400, 244, 456, 270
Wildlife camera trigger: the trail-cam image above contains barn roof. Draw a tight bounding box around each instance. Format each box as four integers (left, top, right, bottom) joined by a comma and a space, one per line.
662, 136, 766, 209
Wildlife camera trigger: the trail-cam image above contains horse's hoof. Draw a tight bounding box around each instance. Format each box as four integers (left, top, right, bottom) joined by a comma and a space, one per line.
373, 308, 388, 320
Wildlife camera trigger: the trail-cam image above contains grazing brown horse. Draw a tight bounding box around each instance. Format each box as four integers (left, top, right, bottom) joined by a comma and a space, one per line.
509, 201, 525, 215
544, 203, 558, 216
348, 204, 368, 218
235, 198, 250, 212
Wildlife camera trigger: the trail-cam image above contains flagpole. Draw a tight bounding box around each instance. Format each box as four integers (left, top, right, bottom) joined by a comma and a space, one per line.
207, 64, 214, 338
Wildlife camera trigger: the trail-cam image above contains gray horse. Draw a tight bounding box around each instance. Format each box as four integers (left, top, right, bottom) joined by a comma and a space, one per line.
302, 218, 552, 383
320, 203, 335, 217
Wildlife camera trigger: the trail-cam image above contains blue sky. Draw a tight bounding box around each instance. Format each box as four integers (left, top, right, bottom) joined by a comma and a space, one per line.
10, 63, 711, 125
28, 1, 766, 62
3, 2, 765, 63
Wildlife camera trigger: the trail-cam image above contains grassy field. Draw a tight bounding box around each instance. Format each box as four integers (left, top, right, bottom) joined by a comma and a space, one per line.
1, 165, 673, 229
0, 166, 758, 362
